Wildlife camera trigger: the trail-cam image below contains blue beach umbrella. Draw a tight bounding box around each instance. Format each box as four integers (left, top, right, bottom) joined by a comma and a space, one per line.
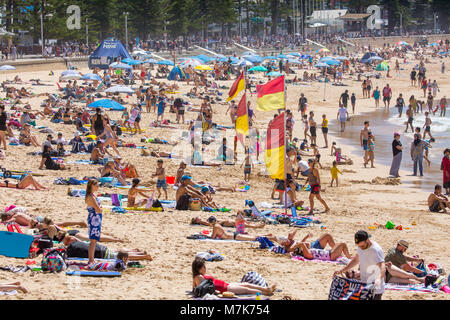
81, 73, 102, 81
109, 62, 132, 69
314, 62, 329, 68
157, 60, 175, 66
266, 71, 282, 77
325, 59, 341, 66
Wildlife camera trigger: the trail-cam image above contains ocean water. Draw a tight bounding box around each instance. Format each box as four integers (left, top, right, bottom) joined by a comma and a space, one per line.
331, 107, 449, 191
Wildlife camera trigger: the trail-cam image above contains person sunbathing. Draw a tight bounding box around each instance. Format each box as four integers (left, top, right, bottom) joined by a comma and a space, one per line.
192, 258, 276, 296
207, 216, 276, 242
200, 186, 219, 210
62, 236, 152, 261
13, 75, 23, 83
0, 282, 28, 294
54, 229, 123, 244
0, 175, 47, 190
290, 241, 352, 261
191, 215, 264, 229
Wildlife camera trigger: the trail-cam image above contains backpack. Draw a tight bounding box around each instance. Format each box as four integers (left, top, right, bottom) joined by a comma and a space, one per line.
193, 279, 215, 298
41, 248, 67, 273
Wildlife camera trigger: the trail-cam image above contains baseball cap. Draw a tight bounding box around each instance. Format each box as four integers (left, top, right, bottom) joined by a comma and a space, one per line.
181, 175, 192, 181
355, 230, 371, 244
201, 186, 209, 193
397, 240, 409, 249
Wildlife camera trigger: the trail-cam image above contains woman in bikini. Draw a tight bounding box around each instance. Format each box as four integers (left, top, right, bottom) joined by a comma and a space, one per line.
191, 214, 264, 229
127, 178, 152, 207
208, 216, 276, 242
192, 258, 276, 296
305, 159, 330, 214
98, 161, 127, 186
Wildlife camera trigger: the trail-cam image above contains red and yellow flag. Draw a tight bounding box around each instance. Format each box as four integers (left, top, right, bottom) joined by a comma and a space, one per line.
256, 75, 285, 111
235, 93, 249, 135
264, 112, 285, 180
226, 72, 245, 102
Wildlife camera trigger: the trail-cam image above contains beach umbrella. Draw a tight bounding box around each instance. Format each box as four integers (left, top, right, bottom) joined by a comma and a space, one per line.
368, 56, 383, 62
278, 54, 289, 59
266, 71, 282, 77
314, 48, 330, 54
263, 56, 277, 60
104, 85, 134, 94
60, 69, 79, 76
243, 55, 263, 64
334, 56, 349, 61
193, 55, 214, 64
156, 60, 175, 66
178, 58, 202, 68
61, 74, 81, 80
314, 62, 329, 68
430, 42, 439, 47
288, 53, 301, 57
194, 65, 213, 71
143, 58, 158, 64
238, 59, 253, 67
249, 66, 268, 72
81, 73, 102, 81
132, 50, 148, 56
0, 65, 16, 71
127, 60, 143, 65
324, 59, 341, 66
88, 99, 125, 111
109, 62, 132, 69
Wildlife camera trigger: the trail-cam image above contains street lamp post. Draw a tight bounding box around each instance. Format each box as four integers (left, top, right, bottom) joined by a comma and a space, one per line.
86, 18, 89, 53
124, 12, 129, 50
40, 11, 44, 57
433, 13, 438, 34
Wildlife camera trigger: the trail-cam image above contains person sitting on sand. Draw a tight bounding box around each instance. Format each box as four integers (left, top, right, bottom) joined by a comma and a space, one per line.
192, 258, 277, 296
90, 140, 110, 164
384, 240, 426, 284
127, 178, 152, 207
428, 184, 448, 213
207, 216, 276, 242
62, 236, 152, 261
176, 175, 207, 210
0, 282, 28, 294
40, 145, 67, 170
113, 156, 138, 179
1, 207, 47, 226
191, 214, 265, 229
0, 175, 47, 191
200, 186, 219, 210
98, 160, 127, 186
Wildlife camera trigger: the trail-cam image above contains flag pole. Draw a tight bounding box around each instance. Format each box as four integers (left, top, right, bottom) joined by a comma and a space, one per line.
283, 74, 288, 216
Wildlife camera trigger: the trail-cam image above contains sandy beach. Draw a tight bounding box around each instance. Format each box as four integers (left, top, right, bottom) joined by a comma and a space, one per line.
0, 44, 449, 300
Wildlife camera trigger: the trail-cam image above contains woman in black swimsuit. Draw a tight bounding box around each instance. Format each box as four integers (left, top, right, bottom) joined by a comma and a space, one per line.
0, 104, 7, 150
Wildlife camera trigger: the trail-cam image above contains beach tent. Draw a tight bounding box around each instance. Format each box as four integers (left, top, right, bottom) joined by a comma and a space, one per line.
375, 62, 388, 71
361, 52, 377, 64
89, 40, 131, 70
167, 66, 188, 81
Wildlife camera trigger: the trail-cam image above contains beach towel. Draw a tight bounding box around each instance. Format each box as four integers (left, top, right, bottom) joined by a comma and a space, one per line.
385, 283, 446, 294
0, 290, 17, 296
192, 293, 270, 300
328, 276, 375, 300
291, 254, 350, 265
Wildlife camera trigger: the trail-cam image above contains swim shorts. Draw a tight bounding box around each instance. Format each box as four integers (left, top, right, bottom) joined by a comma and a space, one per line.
311, 240, 323, 250
157, 179, 167, 190
363, 139, 368, 151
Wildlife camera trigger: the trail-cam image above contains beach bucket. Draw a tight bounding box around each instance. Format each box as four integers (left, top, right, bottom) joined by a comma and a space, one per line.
189, 199, 201, 211
166, 176, 175, 185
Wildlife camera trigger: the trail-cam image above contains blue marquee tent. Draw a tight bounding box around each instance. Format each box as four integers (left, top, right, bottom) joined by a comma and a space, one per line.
89, 40, 131, 70
167, 66, 189, 81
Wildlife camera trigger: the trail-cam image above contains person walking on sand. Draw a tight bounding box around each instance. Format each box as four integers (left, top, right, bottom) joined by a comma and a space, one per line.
422, 112, 434, 140
410, 134, 429, 177
441, 149, 450, 195
321, 114, 329, 148
389, 133, 403, 178
337, 105, 348, 133
333, 230, 386, 300
396, 94, 405, 118
360, 121, 371, 165
305, 159, 330, 214
364, 132, 375, 168
351, 93, 356, 114
405, 106, 414, 133
439, 96, 447, 117
382, 84, 392, 108
373, 86, 380, 108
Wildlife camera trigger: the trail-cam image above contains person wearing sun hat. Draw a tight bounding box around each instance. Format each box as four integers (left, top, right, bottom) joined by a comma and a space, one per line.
389, 132, 403, 178
385, 240, 426, 278
333, 230, 385, 300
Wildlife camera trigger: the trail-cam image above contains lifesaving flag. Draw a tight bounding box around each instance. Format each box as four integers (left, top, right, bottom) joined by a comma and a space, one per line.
226, 72, 245, 102
235, 93, 249, 135
256, 75, 285, 111
264, 112, 285, 180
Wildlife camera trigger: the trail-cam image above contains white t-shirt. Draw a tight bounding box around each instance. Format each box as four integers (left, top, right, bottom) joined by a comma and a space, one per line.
56, 138, 67, 145
297, 160, 309, 172
357, 241, 385, 295
282, 188, 293, 207
338, 108, 347, 119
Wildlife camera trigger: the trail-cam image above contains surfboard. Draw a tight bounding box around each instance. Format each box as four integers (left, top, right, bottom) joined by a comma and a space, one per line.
0, 231, 34, 258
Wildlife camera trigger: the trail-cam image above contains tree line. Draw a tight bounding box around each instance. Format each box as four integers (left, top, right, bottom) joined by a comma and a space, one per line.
0, 0, 448, 44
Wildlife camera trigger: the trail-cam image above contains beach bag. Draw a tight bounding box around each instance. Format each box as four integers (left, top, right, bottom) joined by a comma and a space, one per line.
241, 271, 268, 288
41, 248, 67, 273
193, 279, 216, 298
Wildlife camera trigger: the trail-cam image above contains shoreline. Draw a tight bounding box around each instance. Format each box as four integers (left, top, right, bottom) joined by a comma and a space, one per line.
329, 107, 445, 192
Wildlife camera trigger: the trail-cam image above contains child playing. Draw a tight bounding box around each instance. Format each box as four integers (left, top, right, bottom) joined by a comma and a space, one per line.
330, 161, 343, 187
330, 142, 337, 156
240, 147, 253, 182
424, 137, 435, 166
152, 159, 168, 199
310, 144, 322, 169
